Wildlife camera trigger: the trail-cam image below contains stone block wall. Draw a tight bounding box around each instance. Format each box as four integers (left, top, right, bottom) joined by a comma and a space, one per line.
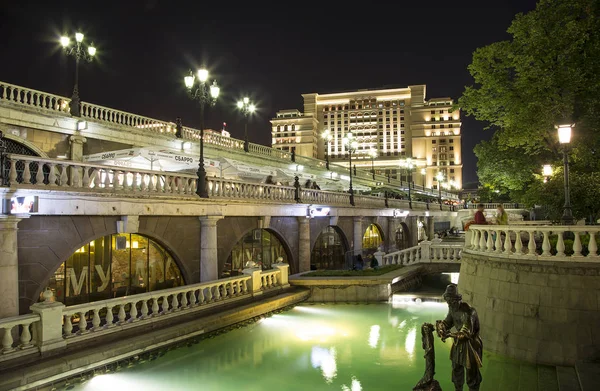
459, 252, 600, 366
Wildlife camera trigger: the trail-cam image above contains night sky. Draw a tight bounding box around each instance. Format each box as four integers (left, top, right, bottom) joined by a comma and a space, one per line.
0, 0, 538, 184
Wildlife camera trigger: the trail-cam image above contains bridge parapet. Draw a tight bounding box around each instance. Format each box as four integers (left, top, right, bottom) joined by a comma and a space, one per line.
383, 240, 464, 266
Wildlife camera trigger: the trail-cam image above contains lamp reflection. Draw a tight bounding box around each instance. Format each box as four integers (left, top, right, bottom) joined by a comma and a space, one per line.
310, 346, 337, 383
368, 325, 380, 348
341, 377, 363, 391
405, 327, 417, 357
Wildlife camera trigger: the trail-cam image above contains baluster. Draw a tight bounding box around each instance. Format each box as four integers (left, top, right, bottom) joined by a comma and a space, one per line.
161, 295, 169, 313
502, 230, 512, 254
527, 231, 537, 256
180, 291, 188, 308
63, 314, 73, 337
9, 159, 17, 184
198, 288, 205, 304
104, 169, 111, 189
22, 161, 32, 184
82, 167, 91, 187
71, 166, 81, 187
573, 231, 583, 257
118, 305, 127, 324
78, 311, 88, 334
20, 323, 32, 347
205, 286, 213, 302
541, 231, 551, 256
140, 173, 147, 191
105, 306, 115, 328
214, 284, 222, 300
478, 230, 486, 251
114, 170, 123, 190
151, 298, 159, 317
2, 327, 14, 352
172, 293, 179, 311
514, 230, 523, 255
409, 250, 415, 264
485, 230, 493, 252
47, 163, 57, 185
588, 232, 598, 257
130, 300, 138, 321
189, 289, 197, 306
556, 231, 566, 257
148, 174, 155, 192
140, 300, 149, 319
35, 162, 45, 185
92, 308, 101, 330
495, 230, 503, 253
59, 165, 69, 187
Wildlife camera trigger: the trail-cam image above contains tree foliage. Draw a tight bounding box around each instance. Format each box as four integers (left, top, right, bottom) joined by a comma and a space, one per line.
460, 0, 600, 220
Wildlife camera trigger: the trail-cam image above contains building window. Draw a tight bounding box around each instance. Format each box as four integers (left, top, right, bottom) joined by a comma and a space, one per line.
431, 110, 435, 114
224, 229, 289, 278
311, 226, 347, 270
363, 224, 384, 251
432, 140, 437, 144
449, 139, 454, 143
46, 234, 184, 306
449, 146, 454, 151
450, 169, 455, 173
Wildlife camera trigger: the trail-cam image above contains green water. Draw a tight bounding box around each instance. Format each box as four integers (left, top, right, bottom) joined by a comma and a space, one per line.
73, 303, 544, 391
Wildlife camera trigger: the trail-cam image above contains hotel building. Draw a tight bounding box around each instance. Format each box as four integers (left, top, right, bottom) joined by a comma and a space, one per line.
271, 85, 462, 189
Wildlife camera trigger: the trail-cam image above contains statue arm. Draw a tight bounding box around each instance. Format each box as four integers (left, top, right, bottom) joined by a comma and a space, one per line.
455, 311, 475, 341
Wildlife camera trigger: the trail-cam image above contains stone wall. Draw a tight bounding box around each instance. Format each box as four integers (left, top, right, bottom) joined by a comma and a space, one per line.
459, 252, 600, 366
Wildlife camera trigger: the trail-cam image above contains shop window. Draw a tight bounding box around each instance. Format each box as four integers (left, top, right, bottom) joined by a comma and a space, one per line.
47, 234, 183, 306
223, 229, 289, 278
363, 224, 384, 250
311, 226, 347, 270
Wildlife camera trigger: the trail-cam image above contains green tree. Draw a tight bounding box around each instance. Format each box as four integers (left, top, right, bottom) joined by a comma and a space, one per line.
460, 0, 600, 219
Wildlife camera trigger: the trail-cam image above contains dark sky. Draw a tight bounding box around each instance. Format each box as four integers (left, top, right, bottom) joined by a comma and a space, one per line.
0, 0, 538, 184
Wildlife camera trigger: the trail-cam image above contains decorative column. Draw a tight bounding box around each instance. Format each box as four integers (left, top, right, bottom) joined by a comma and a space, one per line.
199, 216, 223, 282
69, 134, 87, 161
297, 217, 311, 273
0, 215, 24, 319
426, 216, 435, 241
353, 216, 363, 256
387, 216, 396, 252
407, 216, 420, 247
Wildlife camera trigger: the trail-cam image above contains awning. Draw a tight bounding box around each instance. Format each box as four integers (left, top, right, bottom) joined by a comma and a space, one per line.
277, 168, 316, 181
221, 158, 278, 178
83, 148, 220, 172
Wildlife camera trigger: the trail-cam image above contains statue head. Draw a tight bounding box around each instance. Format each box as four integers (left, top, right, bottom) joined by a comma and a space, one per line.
442, 284, 462, 311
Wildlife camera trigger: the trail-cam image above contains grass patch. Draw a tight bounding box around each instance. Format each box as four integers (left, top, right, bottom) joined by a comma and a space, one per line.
302, 264, 403, 277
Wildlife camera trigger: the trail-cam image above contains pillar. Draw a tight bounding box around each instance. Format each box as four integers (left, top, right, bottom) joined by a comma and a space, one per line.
387, 216, 396, 252
407, 216, 420, 247
199, 216, 223, 282
353, 216, 363, 256
0, 215, 23, 319
426, 216, 435, 241
297, 217, 311, 273
69, 134, 87, 162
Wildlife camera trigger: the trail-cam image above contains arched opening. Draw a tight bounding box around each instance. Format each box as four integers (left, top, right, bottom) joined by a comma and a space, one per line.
1, 137, 47, 184
362, 223, 384, 252
395, 222, 410, 251
311, 226, 348, 270
46, 233, 184, 306
418, 218, 427, 242
222, 229, 291, 278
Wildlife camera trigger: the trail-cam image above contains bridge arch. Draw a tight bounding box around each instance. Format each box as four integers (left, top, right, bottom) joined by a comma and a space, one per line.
310, 225, 350, 270
221, 227, 294, 278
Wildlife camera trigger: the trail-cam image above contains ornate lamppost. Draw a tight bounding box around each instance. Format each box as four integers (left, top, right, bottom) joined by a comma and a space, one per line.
60, 33, 97, 117
321, 129, 333, 170
400, 158, 415, 208
237, 97, 256, 153
436, 171, 445, 211
184, 68, 220, 198
342, 132, 358, 206
542, 164, 553, 183
368, 148, 378, 180
557, 124, 574, 224
420, 168, 427, 189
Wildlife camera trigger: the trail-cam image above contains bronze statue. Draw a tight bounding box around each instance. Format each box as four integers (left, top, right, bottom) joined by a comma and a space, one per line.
436, 284, 483, 391
413, 323, 442, 391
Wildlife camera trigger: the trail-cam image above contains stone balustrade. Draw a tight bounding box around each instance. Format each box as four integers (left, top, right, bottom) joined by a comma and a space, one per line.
383, 240, 463, 266
0, 314, 40, 357
80, 102, 176, 135
464, 202, 526, 209
0, 267, 288, 364
0, 81, 70, 114
466, 224, 600, 260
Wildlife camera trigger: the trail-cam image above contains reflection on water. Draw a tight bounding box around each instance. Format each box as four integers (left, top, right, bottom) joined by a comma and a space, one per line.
74, 303, 457, 391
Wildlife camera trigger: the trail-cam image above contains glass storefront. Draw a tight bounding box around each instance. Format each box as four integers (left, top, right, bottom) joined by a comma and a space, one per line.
363, 224, 384, 251
311, 226, 347, 270
47, 233, 184, 306
222, 229, 289, 278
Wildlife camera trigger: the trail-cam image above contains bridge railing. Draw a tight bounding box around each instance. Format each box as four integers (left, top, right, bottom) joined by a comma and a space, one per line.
0, 264, 289, 363
466, 224, 600, 260
382, 240, 463, 266
464, 202, 526, 209
0, 80, 462, 201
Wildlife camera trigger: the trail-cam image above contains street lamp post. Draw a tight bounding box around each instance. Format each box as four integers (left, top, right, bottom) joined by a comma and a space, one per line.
558, 124, 574, 224
436, 172, 445, 211
342, 132, 358, 206
60, 32, 97, 117
321, 129, 333, 170
184, 68, 220, 198
400, 158, 415, 208
368, 149, 378, 180
420, 168, 427, 189
237, 98, 256, 153
542, 164, 553, 183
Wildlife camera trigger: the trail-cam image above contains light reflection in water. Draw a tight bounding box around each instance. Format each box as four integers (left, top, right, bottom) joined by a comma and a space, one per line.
368, 325, 380, 348
311, 346, 337, 383
405, 327, 417, 357
341, 376, 363, 391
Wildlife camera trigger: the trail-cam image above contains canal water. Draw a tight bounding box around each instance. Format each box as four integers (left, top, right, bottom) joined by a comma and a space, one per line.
73, 302, 544, 391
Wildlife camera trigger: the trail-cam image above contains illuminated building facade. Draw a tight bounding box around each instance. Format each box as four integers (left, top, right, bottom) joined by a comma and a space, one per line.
271, 85, 462, 189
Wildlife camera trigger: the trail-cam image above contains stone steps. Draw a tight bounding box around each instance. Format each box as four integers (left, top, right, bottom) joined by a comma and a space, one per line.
575, 362, 600, 391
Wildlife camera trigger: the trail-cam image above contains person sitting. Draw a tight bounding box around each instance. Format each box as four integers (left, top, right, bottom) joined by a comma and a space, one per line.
265, 175, 275, 185
304, 180, 312, 189
496, 204, 508, 225
369, 255, 379, 270
312, 181, 321, 190
353, 254, 364, 271
474, 204, 488, 225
